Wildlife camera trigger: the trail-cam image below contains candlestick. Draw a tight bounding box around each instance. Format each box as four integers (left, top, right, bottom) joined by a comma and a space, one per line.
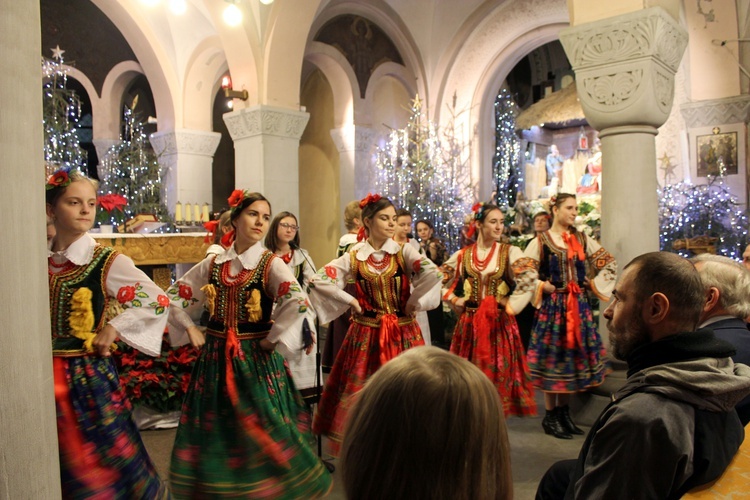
193, 203, 201, 223
184, 202, 192, 222
202, 203, 210, 223
174, 201, 182, 222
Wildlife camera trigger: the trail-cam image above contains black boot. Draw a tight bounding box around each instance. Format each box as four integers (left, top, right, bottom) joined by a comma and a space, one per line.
558, 405, 584, 435
542, 408, 572, 439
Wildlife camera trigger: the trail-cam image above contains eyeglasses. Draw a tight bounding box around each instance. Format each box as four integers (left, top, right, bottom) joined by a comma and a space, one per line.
280, 223, 299, 231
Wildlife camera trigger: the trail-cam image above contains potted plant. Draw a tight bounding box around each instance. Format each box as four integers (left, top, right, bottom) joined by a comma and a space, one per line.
96, 193, 128, 231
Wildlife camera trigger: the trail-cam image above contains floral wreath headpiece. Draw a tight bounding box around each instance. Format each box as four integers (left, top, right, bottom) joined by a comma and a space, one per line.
548, 194, 557, 211
46, 167, 74, 191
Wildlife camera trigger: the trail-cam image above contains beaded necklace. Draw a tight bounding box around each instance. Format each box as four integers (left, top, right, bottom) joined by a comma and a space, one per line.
48, 256, 76, 274
279, 250, 293, 264
471, 242, 497, 272
366, 252, 392, 271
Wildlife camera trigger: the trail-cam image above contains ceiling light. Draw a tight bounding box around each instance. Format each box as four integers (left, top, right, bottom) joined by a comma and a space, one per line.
223, 1, 243, 26
259, 0, 274, 4
169, 0, 187, 15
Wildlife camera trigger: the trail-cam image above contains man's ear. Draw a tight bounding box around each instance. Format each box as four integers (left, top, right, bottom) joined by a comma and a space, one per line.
703, 287, 721, 313
643, 292, 670, 325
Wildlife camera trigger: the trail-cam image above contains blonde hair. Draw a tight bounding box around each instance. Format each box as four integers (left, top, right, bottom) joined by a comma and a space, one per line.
343, 200, 362, 231
341, 346, 512, 500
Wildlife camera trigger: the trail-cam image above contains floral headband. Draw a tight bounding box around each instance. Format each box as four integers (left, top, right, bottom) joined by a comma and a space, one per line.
471, 202, 491, 220
46, 167, 73, 190
359, 193, 382, 209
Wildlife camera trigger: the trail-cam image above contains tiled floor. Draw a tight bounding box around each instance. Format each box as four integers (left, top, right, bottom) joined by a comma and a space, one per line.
141, 389, 586, 499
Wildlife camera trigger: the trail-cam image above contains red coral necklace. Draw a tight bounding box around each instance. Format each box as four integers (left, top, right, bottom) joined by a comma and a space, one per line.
471, 242, 496, 272
367, 253, 391, 271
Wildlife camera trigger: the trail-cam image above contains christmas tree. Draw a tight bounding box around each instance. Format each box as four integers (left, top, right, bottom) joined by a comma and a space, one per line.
98, 96, 170, 227
42, 46, 87, 177
659, 166, 748, 259
492, 88, 521, 208
375, 95, 473, 252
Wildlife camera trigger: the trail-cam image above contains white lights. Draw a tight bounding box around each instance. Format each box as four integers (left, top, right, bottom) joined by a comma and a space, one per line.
169, 0, 187, 15
259, 0, 274, 4
223, 1, 243, 26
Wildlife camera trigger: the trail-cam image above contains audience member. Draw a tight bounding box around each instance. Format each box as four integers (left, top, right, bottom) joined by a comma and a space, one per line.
743, 244, 750, 271
341, 346, 512, 500
691, 253, 750, 425
536, 251, 750, 499
204, 209, 232, 257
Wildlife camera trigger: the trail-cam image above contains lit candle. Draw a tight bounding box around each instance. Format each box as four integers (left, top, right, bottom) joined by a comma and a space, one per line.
193, 203, 201, 223
184, 203, 192, 222
174, 201, 182, 222
202, 203, 209, 222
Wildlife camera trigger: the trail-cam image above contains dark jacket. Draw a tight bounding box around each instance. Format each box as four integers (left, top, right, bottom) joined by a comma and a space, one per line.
565, 330, 750, 500
708, 317, 750, 424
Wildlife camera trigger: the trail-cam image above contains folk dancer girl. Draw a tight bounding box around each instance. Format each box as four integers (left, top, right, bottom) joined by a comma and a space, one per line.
309, 194, 442, 453
517, 193, 616, 439
46, 168, 174, 498
443, 203, 537, 417
167, 190, 332, 498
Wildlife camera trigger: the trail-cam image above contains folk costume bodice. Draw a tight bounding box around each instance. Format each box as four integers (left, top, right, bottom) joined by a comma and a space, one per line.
48, 245, 118, 355
537, 230, 588, 290
455, 243, 514, 307
349, 247, 410, 322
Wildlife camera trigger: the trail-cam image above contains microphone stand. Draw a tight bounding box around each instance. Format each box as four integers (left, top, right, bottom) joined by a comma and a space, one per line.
290, 241, 336, 473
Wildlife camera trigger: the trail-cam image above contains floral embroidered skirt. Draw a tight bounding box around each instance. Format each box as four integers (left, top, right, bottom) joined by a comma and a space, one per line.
53, 356, 168, 499
450, 308, 537, 417
169, 335, 331, 499
526, 292, 609, 393
313, 320, 424, 455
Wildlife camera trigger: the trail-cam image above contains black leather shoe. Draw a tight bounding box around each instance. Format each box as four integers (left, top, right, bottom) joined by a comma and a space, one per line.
542, 408, 572, 439
558, 405, 585, 435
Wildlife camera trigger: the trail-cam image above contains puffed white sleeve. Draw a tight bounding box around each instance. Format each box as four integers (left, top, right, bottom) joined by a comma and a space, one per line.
265, 257, 317, 362
307, 253, 355, 324
165, 257, 214, 347
300, 249, 317, 288
507, 245, 533, 315
585, 234, 617, 301
517, 237, 545, 309
402, 243, 442, 312
104, 253, 171, 357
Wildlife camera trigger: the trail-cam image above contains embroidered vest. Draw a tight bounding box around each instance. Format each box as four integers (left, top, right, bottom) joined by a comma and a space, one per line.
459, 243, 513, 306
48, 245, 118, 355
206, 251, 275, 334
350, 248, 409, 318
538, 231, 588, 289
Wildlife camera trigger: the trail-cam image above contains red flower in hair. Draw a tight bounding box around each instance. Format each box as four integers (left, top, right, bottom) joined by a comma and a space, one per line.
46, 170, 70, 189
227, 189, 245, 208
472, 202, 483, 213
203, 220, 219, 233
359, 193, 382, 209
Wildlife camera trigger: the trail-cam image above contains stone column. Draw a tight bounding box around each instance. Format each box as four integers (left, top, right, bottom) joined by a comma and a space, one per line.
560, 7, 688, 268
223, 105, 310, 216
150, 129, 221, 217
1, 1, 61, 497
330, 125, 377, 233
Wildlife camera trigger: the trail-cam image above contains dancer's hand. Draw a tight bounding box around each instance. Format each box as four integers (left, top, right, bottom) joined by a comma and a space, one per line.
304, 334, 316, 355
350, 299, 362, 314
542, 281, 556, 294
260, 339, 277, 351
404, 303, 417, 316
93, 324, 118, 357
186, 326, 205, 348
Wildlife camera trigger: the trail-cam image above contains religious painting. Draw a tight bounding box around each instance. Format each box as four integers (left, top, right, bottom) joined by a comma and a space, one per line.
696, 128, 738, 177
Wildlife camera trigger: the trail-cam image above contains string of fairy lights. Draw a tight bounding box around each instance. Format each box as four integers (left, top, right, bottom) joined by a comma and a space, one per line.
374, 95, 473, 253
492, 88, 522, 209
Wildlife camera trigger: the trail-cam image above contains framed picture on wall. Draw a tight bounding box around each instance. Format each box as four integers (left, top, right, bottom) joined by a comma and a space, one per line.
688, 122, 748, 208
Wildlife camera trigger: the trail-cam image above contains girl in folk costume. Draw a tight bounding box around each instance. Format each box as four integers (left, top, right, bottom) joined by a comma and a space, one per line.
167, 190, 331, 498
309, 194, 443, 453
323, 200, 363, 373
46, 168, 175, 498
264, 211, 318, 402
516, 193, 616, 439
443, 203, 537, 417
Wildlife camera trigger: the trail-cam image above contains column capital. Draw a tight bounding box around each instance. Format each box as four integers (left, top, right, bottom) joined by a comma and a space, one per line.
149, 128, 221, 157
329, 125, 377, 153
223, 105, 310, 141
560, 6, 688, 131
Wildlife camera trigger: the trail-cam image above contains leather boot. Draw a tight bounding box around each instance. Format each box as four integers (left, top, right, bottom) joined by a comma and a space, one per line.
542, 408, 572, 439
559, 405, 584, 435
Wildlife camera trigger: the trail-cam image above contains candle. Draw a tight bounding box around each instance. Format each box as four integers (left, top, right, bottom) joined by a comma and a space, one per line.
202, 203, 209, 223
184, 203, 192, 222
193, 203, 201, 223
174, 201, 182, 222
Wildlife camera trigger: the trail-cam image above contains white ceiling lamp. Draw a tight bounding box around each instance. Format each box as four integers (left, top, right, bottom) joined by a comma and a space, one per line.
259, 0, 274, 5
223, 0, 243, 26
169, 0, 187, 15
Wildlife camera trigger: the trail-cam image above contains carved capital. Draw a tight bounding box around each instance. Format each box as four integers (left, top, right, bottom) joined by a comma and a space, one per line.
560, 7, 687, 130
680, 95, 750, 129
149, 129, 221, 157
223, 105, 310, 141
330, 125, 377, 153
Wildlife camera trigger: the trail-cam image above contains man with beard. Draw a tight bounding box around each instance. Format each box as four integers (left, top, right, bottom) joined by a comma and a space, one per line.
536, 251, 750, 500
